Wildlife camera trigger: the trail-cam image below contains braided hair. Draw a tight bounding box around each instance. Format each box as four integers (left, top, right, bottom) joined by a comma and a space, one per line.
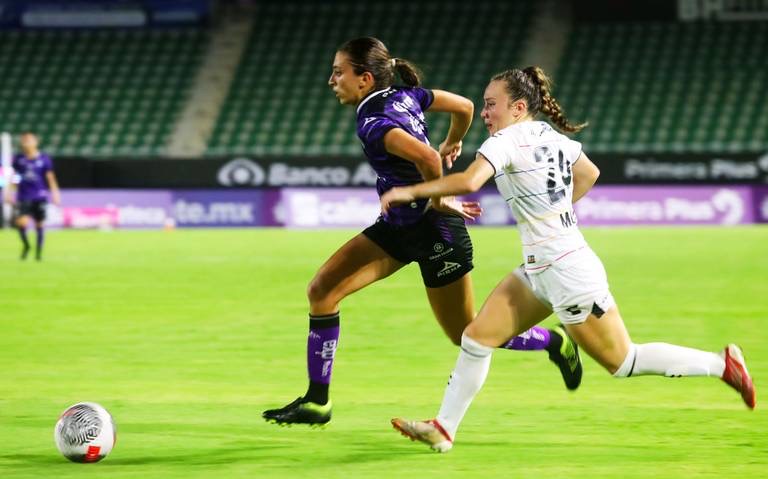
491, 66, 587, 133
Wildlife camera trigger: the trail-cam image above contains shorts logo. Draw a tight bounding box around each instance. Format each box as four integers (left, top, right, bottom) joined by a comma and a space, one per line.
565, 305, 581, 316
437, 261, 462, 277
527, 255, 536, 264
429, 245, 455, 260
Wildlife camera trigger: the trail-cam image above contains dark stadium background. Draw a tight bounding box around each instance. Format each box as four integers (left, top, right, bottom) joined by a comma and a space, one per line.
0, 0, 766, 228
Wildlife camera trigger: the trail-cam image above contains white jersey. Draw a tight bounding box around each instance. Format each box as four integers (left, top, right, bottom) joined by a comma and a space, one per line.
478, 121, 586, 273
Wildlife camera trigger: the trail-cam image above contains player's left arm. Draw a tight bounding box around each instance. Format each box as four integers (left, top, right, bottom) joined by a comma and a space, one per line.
381, 153, 493, 216
571, 152, 599, 203
3, 181, 16, 204
46, 170, 61, 205
382, 127, 445, 207
383, 127, 442, 180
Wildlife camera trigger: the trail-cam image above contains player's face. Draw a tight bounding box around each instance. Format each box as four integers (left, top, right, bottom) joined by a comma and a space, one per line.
481, 81, 526, 135
481, 81, 512, 135
328, 52, 370, 105
20, 134, 39, 153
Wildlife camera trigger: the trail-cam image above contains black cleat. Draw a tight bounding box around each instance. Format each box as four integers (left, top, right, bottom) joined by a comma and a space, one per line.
549, 325, 582, 390
263, 397, 332, 426
21, 244, 30, 260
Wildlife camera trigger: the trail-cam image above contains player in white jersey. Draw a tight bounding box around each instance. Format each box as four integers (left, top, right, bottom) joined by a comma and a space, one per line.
382, 66, 756, 453
480, 118, 587, 275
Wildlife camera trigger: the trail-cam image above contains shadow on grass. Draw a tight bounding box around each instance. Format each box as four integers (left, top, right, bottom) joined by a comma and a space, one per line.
1, 453, 64, 466
1, 442, 287, 469
1, 426, 429, 469
105, 443, 286, 466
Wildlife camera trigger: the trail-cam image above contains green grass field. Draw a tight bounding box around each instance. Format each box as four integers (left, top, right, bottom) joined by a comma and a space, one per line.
1, 226, 766, 478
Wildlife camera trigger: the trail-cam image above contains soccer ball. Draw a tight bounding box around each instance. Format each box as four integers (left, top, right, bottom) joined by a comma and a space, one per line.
54, 402, 116, 463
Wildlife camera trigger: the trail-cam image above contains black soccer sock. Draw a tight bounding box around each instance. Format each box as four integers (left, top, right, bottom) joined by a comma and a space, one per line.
304, 382, 329, 405
18, 227, 29, 248
544, 329, 563, 356
18, 227, 30, 259
35, 227, 45, 259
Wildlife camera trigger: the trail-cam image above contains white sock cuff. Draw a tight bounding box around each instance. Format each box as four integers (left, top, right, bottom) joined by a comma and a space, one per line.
613, 343, 638, 378
461, 333, 494, 359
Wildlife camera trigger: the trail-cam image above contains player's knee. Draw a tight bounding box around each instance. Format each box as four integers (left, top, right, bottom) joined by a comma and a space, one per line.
463, 321, 480, 342
306, 275, 338, 308
611, 343, 638, 378
306, 277, 326, 304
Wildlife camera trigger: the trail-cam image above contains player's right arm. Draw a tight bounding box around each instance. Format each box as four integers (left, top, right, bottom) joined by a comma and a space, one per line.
571, 152, 600, 203
382, 128, 480, 219
427, 90, 474, 169
380, 153, 493, 218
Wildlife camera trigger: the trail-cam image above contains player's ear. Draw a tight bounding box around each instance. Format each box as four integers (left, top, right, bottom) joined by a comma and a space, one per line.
511, 98, 527, 115
359, 71, 374, 89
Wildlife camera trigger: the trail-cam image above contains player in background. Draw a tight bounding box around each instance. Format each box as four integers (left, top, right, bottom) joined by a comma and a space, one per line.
3, 132, 61, 261
383, 66, 756, 452
262, 38, 583, 426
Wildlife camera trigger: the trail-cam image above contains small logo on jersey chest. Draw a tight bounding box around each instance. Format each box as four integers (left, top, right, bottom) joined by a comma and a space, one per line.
392, 96, 415, 113
527, 255, 536, 264
433, 243, 444, 253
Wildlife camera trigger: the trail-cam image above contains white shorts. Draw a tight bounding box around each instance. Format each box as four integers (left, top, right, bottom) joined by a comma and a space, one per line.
513, 247, 615, 325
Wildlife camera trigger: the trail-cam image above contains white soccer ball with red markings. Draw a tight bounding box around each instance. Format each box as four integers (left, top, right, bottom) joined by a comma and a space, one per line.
54, 402, 116, 463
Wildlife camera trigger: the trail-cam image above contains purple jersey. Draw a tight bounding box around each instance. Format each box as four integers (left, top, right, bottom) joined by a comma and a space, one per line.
12, 153, 53, 202
357, 86, 434, 226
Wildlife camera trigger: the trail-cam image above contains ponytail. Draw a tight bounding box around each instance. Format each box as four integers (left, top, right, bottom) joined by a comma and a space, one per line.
338, 37, 423, 90
522, 66, 587, 133
393, 57, 422, 87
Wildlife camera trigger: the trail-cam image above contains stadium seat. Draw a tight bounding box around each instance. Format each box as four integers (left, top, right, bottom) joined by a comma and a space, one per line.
206, 1, 535, 156
555, 21, 768, 153
0, 28, 208, 156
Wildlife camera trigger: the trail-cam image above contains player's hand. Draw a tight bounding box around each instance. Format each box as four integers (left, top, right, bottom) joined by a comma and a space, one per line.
439, 140, 462, 170
380, 187, 415, 215
51, 191, 61, 206
431, 196, 482, 221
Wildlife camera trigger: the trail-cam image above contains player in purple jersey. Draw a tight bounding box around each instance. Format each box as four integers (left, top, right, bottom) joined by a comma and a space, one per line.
3, 132, 61, 261
263, 38, 583, 426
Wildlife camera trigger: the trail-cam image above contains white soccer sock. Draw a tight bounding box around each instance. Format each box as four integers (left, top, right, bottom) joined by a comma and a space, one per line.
436, 333, 493, 441
613, 342, 725, 378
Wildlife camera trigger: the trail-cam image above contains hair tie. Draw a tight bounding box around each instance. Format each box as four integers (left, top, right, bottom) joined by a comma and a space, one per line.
391, 58, 397, 68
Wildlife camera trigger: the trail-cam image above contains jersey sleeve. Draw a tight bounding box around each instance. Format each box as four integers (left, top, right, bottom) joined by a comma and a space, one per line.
562, 137, 582, 163
477, 135, 509, 173
358, 113, 400, 145
43, 155, 54, 173
410, 87, 434, 111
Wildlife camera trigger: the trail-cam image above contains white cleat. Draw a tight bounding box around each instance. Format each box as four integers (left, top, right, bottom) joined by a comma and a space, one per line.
720, 344, 756, 409
391, 418, 453, 453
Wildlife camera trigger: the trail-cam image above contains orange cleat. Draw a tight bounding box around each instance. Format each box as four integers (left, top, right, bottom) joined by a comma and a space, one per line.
391, 418, 453, 453
721, 344, 756, 409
